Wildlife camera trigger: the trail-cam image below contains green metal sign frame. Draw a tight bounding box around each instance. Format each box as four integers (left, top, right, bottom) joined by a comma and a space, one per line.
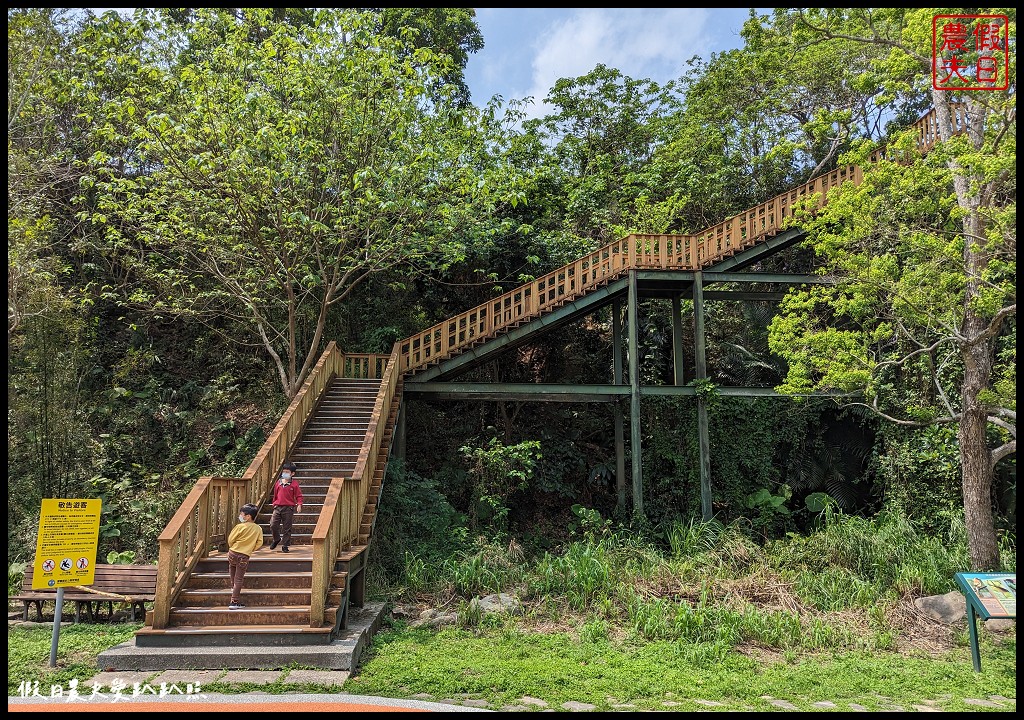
953, 572, 1016, 671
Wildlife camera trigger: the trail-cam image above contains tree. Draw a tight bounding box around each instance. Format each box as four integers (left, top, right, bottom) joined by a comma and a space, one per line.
767, 8, 1015, 570
86, 8, 519, 398
523, 64, 683, 257
8, 8, 78, 341
363, 7, 484, 108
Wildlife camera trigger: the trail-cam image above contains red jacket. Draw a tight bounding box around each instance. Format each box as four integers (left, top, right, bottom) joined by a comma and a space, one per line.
271, 479, 304, 507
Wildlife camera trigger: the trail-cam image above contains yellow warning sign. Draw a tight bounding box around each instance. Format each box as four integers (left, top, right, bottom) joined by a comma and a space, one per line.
32, 499, 102, 590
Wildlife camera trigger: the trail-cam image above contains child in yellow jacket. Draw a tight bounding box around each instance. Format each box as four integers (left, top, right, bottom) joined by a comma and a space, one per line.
227, 503, 263, 609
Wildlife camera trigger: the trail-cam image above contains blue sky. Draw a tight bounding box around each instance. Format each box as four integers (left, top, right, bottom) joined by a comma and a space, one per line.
465, 8, 768, 118
92, 8, 767, 120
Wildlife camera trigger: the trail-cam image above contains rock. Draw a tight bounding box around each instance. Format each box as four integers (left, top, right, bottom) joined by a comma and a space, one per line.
914, 591, 965, 624
390, 604, 418, 619
562, 701, 597, 711
470, 592, 522, 616
984, 618, 1015, 632
410, 613, 458, 629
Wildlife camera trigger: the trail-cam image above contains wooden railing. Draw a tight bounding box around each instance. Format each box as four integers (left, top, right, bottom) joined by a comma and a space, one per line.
399, 106, 966, 374
153, 341, 348, 628
309, 342, 402, 627
343, 353, 392, 379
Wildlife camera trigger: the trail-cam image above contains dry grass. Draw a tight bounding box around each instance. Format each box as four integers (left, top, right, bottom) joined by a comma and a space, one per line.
387, 576, 984, 656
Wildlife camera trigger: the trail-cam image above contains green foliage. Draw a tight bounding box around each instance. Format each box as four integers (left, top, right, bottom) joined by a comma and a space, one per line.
369, 460, 465, 585
871, 424, 965, 535
528, 542, 611, 611
8, 623, 143, 696
81, 8, 523, 398
568, 504, 613, 543
744, 485, 793, 539
769, 506, 973, 603
105, 550, 135, 565
9, 561, 28, 597
7, 0, 1015, 584
460, 438, 542, 535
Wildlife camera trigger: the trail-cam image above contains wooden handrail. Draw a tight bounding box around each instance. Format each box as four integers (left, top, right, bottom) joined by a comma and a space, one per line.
309, 342, 401, 627
342, 353, 392, 379
398, 106, 963, 375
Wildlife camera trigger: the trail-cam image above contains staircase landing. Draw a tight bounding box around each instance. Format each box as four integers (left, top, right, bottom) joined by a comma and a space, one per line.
98, 601, 386, 671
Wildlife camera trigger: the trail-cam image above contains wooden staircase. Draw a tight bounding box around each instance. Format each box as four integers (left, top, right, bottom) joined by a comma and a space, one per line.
142, 355, 402, 650
258, 377, 383, 548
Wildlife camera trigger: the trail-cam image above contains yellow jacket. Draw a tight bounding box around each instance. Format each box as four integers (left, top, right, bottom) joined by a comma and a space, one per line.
228, 519, 263, 556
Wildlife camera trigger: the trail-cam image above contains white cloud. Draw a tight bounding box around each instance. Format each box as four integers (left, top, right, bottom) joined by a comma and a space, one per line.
520, 8, 714, 120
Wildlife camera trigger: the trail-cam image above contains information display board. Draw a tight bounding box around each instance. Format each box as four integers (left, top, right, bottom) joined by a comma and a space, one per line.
953, 571, 1016, 672
32, 499, 102, 590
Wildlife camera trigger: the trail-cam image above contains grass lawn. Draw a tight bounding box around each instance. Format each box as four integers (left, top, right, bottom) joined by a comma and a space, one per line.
342, 622, 1016, 712
8, 617, 1016, 711
8, 621, 141, 696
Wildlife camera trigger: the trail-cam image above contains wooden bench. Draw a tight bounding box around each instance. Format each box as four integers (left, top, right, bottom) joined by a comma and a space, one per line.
10, 564, 158, 622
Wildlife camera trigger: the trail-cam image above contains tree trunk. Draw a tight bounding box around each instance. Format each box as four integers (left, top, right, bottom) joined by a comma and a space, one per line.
959, 336, 999, 570
957, 203, 1000, 571
933, 92, 1002, 571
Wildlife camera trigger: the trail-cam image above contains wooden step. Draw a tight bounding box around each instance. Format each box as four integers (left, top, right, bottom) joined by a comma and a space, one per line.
186, 571, 314, 590
176, 588, 342, 607
168, 605, 337, 627
134, 623, 336, 647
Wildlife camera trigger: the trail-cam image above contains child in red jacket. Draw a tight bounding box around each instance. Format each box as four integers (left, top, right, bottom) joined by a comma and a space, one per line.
270, 461, 303, 552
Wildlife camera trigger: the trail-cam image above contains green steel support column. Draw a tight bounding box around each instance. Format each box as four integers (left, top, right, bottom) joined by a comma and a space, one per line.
693, 271, 712, 520
612, 299, 626, 513
672, 295, 685, 386
627, 271, 643, 517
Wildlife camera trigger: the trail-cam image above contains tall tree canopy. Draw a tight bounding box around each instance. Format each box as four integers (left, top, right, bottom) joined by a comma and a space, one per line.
85, 8, 519, 397
764, 8, 1015, 569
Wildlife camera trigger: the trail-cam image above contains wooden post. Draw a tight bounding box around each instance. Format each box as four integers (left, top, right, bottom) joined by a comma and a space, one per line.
672, 295, 685, 386
612, 299, 626, 513
351, 568, 366, 608
693, 271, 712, 520
394, 400, 406, 461
627, 271, 643, 517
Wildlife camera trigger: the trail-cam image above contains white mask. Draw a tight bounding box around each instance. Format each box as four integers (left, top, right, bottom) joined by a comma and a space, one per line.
238, 514, 246, 522
282, 472, 292, 482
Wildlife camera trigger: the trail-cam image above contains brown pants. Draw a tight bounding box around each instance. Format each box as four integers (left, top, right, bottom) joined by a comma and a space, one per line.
271, 505, 296, 547
227, 550, 250, 604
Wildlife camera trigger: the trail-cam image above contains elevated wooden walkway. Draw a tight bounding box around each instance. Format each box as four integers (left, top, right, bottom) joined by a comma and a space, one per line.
122, 106, 963, 662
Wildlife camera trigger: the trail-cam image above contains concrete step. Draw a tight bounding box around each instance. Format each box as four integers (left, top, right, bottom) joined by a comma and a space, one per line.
131, 624, 337, 649
108, 601, 385, 660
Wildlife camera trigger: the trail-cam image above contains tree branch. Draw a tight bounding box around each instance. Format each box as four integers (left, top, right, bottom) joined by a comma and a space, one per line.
991, 440, 1015, 468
